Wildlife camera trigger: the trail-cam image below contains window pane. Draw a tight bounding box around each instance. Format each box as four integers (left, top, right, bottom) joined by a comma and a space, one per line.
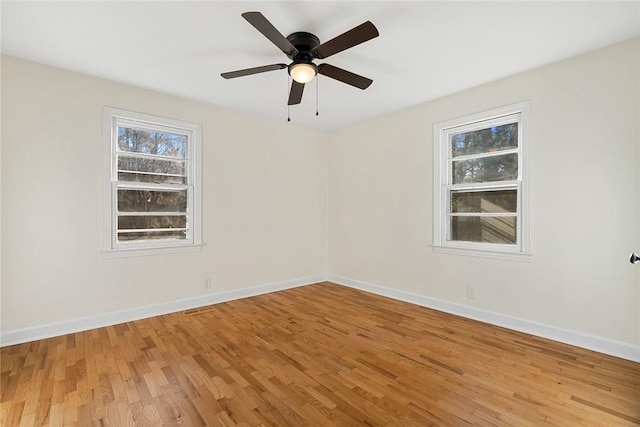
117, 189, 187, 213
118, 155, 186, 184
451, 123, 518, 158
451, 216, 517, 244
117, 126, 187, 158
451, 190, 517, 213
452, 153, 517, 184
118, 172, 186, 184
118, 215, 186, 230
118, 230, 187, 242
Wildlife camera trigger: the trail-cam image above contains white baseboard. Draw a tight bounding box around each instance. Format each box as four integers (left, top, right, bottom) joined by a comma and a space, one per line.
0, 275, 327, 347
328, 275, 640, 363
4, 274, 638, 363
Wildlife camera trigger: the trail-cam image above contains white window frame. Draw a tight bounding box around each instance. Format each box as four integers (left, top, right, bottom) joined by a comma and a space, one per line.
103, 107, 202, 257
433, 102, 531, 261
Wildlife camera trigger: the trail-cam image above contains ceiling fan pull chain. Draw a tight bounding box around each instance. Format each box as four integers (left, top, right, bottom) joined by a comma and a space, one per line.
316, 76, 319, 117
287, 75, 291, 122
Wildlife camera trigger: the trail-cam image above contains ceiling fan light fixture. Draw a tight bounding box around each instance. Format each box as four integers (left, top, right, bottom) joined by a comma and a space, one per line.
222, 12, 379, 107
289, 61, 317, 84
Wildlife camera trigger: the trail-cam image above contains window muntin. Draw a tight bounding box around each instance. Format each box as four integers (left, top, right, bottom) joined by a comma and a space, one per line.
434, 103, 530, 259
104, 108, 202, 255
117, 125, 188, 185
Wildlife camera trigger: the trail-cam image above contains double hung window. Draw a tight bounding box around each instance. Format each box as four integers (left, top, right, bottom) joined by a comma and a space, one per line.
433, 102, 530, 260
103, 108, 202, 256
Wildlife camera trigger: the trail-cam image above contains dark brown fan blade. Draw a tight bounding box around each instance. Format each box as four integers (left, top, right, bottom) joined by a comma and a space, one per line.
221, 64, 287, 79
313, 21, 379, 59
242, 12, 298, 56
288, 81, 305, 105
317, 63, 373, 90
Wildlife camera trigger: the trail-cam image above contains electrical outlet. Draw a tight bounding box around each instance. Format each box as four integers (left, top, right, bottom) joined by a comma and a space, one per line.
466, 286, 475, 299
204, 278, 212, 289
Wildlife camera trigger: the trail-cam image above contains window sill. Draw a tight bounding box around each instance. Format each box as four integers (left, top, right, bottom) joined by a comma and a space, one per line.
102, 243, 203, 259
433, 245, 532, 262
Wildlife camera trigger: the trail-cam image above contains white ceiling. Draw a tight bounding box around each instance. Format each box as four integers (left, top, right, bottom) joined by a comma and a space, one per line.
2, 1, 639, 131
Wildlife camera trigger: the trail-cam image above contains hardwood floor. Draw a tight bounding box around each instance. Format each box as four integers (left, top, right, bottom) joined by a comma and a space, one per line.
1, 282, 639, 426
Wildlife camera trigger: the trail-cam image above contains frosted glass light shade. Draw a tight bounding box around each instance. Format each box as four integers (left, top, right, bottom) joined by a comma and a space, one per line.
289, 62, 317, 84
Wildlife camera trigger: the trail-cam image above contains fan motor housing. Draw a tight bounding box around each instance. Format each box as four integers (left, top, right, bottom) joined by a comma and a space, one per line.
286, 32, 320, 60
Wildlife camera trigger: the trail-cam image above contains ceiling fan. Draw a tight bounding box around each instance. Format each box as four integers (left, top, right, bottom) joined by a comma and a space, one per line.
221, 12, 379, 106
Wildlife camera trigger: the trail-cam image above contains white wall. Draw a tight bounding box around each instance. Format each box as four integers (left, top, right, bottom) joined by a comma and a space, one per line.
328, 38, 640, 347
1, 56, 328, 334
2, 38, 639, 358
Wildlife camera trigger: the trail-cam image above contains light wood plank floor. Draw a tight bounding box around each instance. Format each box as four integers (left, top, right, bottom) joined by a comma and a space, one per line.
1, 282, 639, 426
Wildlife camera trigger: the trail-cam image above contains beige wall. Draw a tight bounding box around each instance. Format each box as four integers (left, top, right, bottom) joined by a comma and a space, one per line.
328, 37, 640, 345
2, 37, 639, 352
1, 56, 328, 332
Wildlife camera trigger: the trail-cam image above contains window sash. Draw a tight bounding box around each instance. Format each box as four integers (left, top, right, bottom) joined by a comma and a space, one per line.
433, 102, 530, 259
441, 181, 522, 246
443, 185, 522, 249
111, 182, 194, 249
110, 119, 194, 248
103, 107, 202, 255
446, 117, 522, 185
112, 124, 192, 178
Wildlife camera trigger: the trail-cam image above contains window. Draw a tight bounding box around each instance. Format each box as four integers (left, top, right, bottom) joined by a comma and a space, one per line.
433, 102, 530, 261
103, 107, 202, 256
